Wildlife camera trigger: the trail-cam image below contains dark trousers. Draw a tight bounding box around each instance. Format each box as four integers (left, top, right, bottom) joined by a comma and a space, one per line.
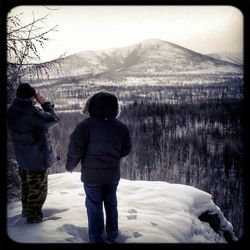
19, 169, 48, 222
84, 182, 119, 243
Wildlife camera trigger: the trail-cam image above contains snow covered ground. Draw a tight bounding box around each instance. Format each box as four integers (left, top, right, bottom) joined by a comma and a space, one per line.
7, 172, 235, 243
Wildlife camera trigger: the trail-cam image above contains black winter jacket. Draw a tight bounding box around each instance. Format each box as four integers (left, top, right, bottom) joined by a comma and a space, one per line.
66, 92, 132, 184
7, 98, 59, 171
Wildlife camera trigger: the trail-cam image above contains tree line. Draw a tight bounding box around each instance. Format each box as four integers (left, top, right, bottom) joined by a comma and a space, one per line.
118, 99, 244, 238
7, 97, 244, 238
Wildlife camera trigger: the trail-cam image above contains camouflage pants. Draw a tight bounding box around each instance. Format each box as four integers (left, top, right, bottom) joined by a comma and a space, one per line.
19, 169, 48, 223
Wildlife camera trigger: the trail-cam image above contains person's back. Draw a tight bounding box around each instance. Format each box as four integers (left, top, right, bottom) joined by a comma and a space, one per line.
66, 91, 132, 243
8, 98, 57, 170
69, 116, 130, 184
7, 83, 59, 223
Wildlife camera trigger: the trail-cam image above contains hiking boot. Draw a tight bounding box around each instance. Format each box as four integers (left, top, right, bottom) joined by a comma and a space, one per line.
27, 217, 43, 224
105, 236, 119, 244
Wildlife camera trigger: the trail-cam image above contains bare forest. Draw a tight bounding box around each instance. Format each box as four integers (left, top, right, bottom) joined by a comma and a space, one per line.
7, 73, 244, 239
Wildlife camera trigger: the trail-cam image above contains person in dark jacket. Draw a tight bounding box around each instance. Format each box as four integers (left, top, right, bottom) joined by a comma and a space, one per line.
7, 83, 59, 223
66, 91, 132, 243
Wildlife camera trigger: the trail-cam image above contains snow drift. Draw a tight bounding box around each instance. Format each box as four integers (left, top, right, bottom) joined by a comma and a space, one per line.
7, 172, 237, 243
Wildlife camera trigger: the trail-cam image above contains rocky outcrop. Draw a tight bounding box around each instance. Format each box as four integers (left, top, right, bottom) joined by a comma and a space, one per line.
198, 211, 238, 243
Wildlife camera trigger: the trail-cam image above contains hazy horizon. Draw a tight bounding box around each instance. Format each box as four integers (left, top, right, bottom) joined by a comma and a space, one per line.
8, 5, 243, 63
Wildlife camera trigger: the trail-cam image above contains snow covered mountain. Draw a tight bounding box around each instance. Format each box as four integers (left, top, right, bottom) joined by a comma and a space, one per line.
7, 172, 238, 243
36, 39, 242, 79
206, 52, 243, 66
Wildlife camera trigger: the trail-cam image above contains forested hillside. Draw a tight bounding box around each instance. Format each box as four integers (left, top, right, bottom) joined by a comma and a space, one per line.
7, 40, 244, 239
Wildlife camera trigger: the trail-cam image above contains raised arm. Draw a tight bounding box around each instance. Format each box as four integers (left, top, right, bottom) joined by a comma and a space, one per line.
32, 92, 59, 129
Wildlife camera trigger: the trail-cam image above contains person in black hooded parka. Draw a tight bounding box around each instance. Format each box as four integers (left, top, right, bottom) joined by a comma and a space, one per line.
66, 91, 132, 243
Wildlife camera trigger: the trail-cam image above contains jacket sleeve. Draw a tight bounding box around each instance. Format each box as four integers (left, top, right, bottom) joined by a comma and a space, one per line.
121, 126, 132, 157
32, 102, 59, 129
66, 122, 89, 172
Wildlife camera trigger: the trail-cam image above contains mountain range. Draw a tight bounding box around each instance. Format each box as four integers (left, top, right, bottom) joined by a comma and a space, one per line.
206, 52, 243, 65
36, 39, 243, 79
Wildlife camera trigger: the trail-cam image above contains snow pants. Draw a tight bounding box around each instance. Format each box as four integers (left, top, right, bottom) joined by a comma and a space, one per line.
19, 169, 48, 223
84, 182, 119, 243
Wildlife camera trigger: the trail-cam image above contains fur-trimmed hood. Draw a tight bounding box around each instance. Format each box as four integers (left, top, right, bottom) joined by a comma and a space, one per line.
83, 91, 119, 118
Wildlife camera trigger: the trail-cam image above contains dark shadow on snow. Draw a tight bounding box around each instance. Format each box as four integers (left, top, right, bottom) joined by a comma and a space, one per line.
43, 208, 68, 218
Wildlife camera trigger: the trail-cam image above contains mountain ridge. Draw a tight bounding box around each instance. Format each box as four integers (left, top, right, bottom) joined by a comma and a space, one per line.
28, 39, 243, 79
206, 52, 243, 65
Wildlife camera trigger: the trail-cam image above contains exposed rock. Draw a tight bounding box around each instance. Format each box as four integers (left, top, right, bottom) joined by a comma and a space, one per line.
199, 211, 238, 243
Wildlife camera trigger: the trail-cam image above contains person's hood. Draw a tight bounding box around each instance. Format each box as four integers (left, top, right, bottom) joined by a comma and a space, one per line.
83, 91, 119, 118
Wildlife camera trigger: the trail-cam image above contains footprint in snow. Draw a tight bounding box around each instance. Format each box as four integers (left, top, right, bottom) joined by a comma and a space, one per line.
150, 222, 158, 227
57, 224, 89, 243
127, 209, 138, 220
128, 209, 137, 214
133, 232, 143, 238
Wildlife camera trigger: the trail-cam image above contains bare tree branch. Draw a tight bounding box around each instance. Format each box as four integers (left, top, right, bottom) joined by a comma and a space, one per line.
7, 13, 51, 34
7, 10, 63, 103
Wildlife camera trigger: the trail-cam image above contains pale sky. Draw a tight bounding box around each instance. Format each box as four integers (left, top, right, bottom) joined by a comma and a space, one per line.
8, 5, 243, 62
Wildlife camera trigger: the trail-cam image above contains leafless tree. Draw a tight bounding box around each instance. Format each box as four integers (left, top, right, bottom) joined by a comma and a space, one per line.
7, 10, 63, 103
